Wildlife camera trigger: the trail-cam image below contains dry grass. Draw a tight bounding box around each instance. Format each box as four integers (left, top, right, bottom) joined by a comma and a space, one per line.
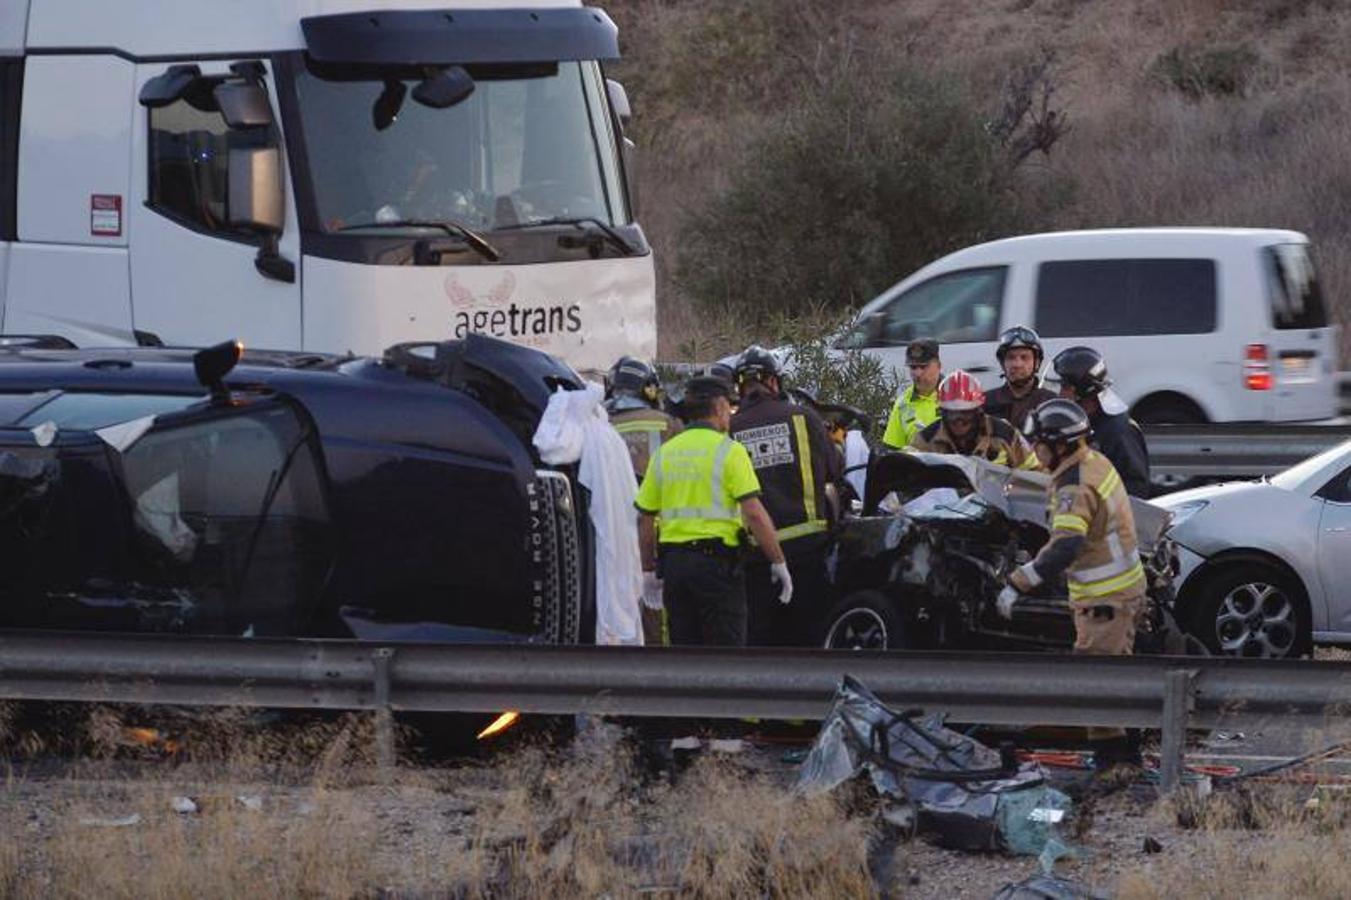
0, 711, 877, 898
1117, 782, 1351, 899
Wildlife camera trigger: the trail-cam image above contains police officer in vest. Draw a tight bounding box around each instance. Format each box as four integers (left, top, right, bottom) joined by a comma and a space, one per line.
729, 346, 841, 646
1052, 346, 1151, 498
1000, 399, 1146, 778
882, 339, 942, 449
984, 326, 1057, 430
635, 375, 792, 647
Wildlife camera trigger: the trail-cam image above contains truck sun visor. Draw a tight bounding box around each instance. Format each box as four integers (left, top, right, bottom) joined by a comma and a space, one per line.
301, 8, 620, 66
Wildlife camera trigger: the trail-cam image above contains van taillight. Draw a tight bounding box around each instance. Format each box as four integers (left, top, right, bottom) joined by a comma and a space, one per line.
1244, 343, 1273, 391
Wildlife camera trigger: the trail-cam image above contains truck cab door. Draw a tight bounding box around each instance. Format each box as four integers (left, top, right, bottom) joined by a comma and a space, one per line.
129, 60, 300, 349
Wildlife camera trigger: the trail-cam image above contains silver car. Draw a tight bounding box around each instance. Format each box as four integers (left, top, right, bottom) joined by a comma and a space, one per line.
1155, 441, 1351, 658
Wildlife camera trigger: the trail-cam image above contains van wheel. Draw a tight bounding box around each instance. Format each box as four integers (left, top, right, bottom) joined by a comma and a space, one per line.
1132, 394, 1207, 425
1187, 561, 1311, 659
822, 590, 909, 650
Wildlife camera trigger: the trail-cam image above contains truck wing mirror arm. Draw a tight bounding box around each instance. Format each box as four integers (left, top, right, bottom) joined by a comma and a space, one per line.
255, 237, 296, 283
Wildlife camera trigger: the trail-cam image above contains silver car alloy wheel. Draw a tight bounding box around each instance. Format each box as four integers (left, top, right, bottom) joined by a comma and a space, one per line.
1214, 581, 1296, 658
825, 608, 889, 651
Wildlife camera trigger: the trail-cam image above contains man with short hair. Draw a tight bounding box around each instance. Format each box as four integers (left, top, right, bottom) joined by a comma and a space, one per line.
636, 376, 791, 647
882, 339, 942, 449
984, 325, 1057, 431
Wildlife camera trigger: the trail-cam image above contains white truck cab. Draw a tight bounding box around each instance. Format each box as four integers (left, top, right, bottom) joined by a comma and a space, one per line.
0, 0, 654, 370
839, 228, 1338, 423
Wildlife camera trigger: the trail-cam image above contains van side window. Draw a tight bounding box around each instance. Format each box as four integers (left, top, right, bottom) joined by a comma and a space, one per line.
0, 58, 20, 241
146, 77, 277, 241
1266, 244, 1328, 330
874, 267, 1006, 347
1035, 259, 1217, 337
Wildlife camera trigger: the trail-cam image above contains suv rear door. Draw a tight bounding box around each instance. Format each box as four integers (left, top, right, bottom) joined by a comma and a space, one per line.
1261, 242, 1337, 422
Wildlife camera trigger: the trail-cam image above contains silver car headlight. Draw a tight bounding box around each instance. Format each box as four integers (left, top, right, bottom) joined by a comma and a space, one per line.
1165, 500, 1209, 530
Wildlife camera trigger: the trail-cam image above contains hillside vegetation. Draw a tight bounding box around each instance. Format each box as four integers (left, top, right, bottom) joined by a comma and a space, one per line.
606, 0, 1351, 358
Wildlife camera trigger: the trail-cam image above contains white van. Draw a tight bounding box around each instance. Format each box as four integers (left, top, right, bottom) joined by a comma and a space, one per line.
836, 228, 1338, 422
0, 0, 653, 371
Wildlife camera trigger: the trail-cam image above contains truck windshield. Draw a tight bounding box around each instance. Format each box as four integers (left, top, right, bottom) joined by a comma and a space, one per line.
289, 58, 627, 235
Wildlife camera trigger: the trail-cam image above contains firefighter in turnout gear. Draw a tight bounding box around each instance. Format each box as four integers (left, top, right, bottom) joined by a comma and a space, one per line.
605, 356, 683, 483
1001, 398, 1146, 774
882, 338, 941, 449
984, 325, 1057, 430
636, 375, 791, 648
1053, 346, 1152, 498
605, 356, 682, 644
730, 346, 842, 646
909, 370, 1040, 471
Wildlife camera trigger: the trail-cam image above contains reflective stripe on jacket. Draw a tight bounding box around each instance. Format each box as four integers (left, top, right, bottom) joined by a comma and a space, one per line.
882, 385, 938, 449
730, 392, 840, 546
634, 424, 761, 547
609, 407, 683, 483
908, 415, 1041, 471
1039, 447, 1145, 603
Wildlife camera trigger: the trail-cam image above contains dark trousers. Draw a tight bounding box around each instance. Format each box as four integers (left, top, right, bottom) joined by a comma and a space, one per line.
746, 538, 831, 647
662, 546, 747, 647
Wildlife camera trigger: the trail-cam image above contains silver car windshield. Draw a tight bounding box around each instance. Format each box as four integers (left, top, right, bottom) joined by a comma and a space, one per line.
292, 60, 627, 234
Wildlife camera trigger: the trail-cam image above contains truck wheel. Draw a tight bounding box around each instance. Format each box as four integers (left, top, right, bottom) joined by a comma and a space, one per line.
1188, 561, 1311, 658
822, 590, 909, 650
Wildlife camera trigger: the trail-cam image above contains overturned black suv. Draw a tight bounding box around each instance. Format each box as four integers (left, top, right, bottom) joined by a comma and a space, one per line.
822, 450, 1182, 653
0, 335, 592, 644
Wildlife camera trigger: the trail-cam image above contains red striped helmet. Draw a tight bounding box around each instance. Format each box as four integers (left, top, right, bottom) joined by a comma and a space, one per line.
937, 370, 985, 412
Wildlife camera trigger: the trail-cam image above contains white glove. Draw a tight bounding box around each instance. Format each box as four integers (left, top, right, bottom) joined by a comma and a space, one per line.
996, 585, 1020, 620
641, 572, 664, 611
770, 562, 794, 605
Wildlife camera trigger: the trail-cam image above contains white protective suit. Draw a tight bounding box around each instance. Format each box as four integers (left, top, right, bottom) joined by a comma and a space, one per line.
532, 383, 644, 646
844, 429, 870, 503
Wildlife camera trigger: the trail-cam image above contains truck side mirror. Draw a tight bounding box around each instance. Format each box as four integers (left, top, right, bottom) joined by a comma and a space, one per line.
606, 80, 638, 213
228, 148, 295, 283
606, 79, 632, 131
214, 81, 275, 129
228, 148, 284, 233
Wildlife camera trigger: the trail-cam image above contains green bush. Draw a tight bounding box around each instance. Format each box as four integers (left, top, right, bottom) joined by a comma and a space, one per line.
675, 51, 1060, 322
784, 333, 900, 442
1151, 45, 1263, 99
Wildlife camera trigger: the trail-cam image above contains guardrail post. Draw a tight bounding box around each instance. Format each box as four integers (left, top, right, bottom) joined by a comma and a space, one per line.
1159, 669, 1196, 793
372, 647, 395, 773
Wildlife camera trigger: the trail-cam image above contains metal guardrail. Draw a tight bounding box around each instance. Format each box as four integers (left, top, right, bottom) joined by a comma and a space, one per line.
1145, 422, 1351, 479
4, 631, 1351, 789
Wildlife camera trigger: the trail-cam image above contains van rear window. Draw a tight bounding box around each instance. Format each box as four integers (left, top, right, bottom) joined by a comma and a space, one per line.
1266, 244, 1328, 330
1035, 258, 1217, 337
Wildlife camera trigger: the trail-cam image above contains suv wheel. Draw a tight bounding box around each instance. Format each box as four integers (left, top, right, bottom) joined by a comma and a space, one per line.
822, 590, 908, 650
1189, 562, 1310, 658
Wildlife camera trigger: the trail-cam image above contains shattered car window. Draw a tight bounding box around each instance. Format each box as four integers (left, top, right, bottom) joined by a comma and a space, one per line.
17, 392, 206, 431
117, 403, 333, 635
